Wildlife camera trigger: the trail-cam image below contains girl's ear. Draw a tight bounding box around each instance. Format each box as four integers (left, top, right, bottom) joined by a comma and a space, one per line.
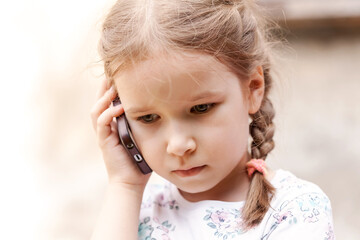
247, 66, 265, 114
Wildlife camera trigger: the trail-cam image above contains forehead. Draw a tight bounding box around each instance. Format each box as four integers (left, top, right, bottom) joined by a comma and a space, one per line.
113, 51, 240, 104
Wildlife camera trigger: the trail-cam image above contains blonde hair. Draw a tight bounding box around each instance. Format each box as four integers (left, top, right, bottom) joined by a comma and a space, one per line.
99, 0, 276, 228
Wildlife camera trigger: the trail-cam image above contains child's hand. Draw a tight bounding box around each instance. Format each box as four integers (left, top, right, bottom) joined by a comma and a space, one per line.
90, 79, 151, 190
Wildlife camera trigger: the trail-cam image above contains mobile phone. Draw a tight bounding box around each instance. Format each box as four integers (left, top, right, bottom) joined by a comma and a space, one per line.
112, 96, 152, 174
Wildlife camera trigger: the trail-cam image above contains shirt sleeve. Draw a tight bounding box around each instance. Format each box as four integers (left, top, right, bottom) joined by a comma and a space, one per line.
262, 191, 335, 240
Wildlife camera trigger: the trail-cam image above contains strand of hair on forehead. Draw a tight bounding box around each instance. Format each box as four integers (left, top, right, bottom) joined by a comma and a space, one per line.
242, 97, 276, 228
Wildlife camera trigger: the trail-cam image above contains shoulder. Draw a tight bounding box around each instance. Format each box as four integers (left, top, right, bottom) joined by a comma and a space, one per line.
271, 169, 329, 200
270, 169, 334, 223
260, 169, 335, 239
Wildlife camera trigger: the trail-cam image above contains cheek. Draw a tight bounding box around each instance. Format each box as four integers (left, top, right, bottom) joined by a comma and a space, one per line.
203, 112, 250, 156
132, 130, 165, 168
124, 122, 160, 162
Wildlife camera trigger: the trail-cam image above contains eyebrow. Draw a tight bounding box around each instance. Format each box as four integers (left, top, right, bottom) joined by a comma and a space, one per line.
190, 90, 225, 102
125, 106, 152, 114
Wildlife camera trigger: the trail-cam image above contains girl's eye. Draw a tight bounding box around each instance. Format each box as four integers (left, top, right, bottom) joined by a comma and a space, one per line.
190, 103, 215, 114
137, 114, 160, 123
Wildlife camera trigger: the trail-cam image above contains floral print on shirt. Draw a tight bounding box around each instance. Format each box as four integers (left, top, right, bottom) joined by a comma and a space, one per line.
139, 190, 179, 240
139, 171, 335, 239
138, 216, 176, 240
203, 207, 245, 239
260, 192, 334, 239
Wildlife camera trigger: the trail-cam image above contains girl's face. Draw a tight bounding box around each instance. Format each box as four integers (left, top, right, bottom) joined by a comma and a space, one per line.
114, 52, 264, 200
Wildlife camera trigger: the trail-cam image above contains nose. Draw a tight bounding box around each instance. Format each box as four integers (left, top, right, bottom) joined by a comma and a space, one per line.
166, 125, 196, 157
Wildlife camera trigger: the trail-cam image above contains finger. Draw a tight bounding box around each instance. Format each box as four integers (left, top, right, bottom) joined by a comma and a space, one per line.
110, 121, 118, 133
97, 104, 124, 143
96, 78, 112, 100
91, 86, 117, 131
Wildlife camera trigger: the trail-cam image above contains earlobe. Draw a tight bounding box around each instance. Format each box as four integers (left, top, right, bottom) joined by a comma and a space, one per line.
248, 66, 265, 114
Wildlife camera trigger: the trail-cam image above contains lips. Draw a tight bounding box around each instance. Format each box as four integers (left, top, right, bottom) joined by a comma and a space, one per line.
172, 165, 206, 177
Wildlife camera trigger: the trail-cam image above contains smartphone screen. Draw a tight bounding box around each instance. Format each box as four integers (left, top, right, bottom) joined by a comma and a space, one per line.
113, 97, 152, 174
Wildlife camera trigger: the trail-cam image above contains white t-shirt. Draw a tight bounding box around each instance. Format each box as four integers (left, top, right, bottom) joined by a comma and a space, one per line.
139, 169, 335, 239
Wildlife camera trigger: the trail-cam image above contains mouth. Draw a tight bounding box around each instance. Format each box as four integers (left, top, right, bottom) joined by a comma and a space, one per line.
172, 165, 206, 177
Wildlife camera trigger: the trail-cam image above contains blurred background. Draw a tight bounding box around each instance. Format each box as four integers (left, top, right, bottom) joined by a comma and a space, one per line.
0, 0, 359, 239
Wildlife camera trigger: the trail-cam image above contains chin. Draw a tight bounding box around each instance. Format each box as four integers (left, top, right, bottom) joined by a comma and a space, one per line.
176, 180, 217, 194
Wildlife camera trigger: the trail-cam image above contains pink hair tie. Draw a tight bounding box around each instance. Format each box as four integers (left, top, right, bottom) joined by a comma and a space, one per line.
246, 159, 267, 178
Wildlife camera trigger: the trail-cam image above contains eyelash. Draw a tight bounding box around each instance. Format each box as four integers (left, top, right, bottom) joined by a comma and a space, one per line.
190, 103, 216, 114
136, 103, 216, 124
137, 114, 160, 124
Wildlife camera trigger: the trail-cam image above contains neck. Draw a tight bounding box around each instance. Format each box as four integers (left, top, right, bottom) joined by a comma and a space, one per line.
179, 155, 251, 202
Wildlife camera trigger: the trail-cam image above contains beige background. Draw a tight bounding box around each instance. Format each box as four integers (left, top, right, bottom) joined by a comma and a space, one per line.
0, 0, 359, 239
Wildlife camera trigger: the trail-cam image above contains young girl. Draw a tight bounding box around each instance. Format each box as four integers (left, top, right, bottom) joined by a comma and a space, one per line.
90, 0, 334, 239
